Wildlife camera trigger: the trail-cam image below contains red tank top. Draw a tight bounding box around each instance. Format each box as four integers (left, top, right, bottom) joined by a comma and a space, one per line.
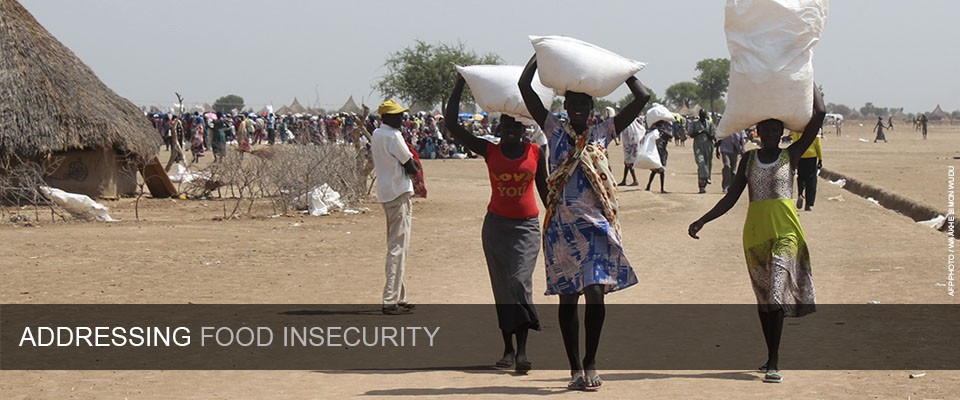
485, 142, 540, 219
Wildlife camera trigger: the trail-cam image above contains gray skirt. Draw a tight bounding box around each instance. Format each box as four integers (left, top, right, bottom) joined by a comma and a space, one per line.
481, 212, 542, 333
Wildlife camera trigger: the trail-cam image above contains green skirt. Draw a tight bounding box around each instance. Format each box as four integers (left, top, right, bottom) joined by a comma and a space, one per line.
743, 199, 816, 317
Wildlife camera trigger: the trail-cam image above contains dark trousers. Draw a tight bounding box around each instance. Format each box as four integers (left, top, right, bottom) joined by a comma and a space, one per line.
721, 152, 739, 191
797, 157, 819, 207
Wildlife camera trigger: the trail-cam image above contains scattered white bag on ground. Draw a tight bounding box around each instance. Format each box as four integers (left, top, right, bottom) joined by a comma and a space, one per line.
716, 0, 829, 138
169, 163, 188, 182
39, 186, 115, 222
917, 215, 946, 230
169, 163, 207, 184
530, 35, 645, 98
306, 184, 344, 216
645, 104, 674, 127
457, 65, 554, 123
635, 128, 663, 170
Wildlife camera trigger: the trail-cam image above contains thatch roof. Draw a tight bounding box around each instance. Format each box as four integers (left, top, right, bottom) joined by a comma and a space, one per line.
0, 0, 160, 161
929, 104, 948, 120
287, 98, 307, 114
338, 96, 362, 114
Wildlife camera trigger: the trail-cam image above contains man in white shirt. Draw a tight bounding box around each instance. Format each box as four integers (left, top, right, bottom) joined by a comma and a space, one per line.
372, 99, 420, 315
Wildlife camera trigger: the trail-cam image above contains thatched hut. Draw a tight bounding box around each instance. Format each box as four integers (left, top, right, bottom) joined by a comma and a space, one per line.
287, 98, 307, 114
338, 96, 362, 114
928, 105, 948, 121
0, 0, 161, 198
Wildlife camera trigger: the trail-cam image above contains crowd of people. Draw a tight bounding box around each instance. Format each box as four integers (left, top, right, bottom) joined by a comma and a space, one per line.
147, 109, 502, 170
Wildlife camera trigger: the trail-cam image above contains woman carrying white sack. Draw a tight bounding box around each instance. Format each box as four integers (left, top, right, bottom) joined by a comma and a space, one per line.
617, 118, 643, 187
644, 118, 673, 193
691, 0, 828, 385
519, 37, 650, 390
448, 65, 551, 375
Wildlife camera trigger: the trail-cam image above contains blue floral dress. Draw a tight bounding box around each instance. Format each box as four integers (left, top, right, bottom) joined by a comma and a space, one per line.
543, 114, 638, 295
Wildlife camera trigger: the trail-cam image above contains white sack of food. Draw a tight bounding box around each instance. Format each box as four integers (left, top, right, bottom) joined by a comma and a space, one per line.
716, 0, 829, 139
645, 103, 675, 127
621, 119, 645, 164
39, 186, 115, 222
635, 129, 663, 170
530, 35, 645, 98
457, 65, 554, 124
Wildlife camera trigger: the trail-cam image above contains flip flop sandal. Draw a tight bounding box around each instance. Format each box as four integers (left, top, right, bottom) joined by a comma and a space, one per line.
567, 374, 586, 391
763, 371, 783, 383
584, 374, 603, 391
757, 363, 769, 373
495, 355, 515, 369
515, 360, 532, 375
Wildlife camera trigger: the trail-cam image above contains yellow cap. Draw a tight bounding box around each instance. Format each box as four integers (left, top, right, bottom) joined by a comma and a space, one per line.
377, 99, 409, 115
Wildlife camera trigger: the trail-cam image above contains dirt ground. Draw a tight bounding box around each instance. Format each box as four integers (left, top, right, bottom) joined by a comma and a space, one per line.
1, 122, 958, 399
819, 121, 960, 209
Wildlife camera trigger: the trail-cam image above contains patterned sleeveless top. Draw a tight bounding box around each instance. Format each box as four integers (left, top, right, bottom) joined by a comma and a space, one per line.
746, 149, 794, 202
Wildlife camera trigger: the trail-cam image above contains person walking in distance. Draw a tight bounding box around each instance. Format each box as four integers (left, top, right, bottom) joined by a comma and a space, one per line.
691, 109, 716, 193
791, 129, 823, 211
873, 116, 887, 143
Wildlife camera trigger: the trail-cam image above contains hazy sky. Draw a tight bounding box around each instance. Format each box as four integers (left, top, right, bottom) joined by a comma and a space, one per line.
17, 0, 960, 113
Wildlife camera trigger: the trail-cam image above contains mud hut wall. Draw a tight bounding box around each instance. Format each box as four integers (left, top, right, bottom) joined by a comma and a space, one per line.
44, 147, 136, 198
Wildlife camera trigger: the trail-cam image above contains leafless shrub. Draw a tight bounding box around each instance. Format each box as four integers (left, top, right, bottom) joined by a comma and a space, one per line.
0, 155, 67, 223
256, 144, 369, 215
181, 143, 370, 217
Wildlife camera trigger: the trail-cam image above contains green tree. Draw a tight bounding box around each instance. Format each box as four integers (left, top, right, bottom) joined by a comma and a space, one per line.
212, 94, 244, 114
694, 58, 730, 113
664, 81, 701, 109
375, 40, 502, 111
616, 88, 661, 113
826, 102, 853, 117
859, 102, 888, 117
594, 98, 617, 113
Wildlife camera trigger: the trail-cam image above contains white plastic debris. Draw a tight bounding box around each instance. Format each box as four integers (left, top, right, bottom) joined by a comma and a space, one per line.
866, 300, 881, 304
168, 164, 207, 184
829, 178, 846, 187
866, 197, 880, 206
917, 215, 946, 229
909, 373, 926, 379
39, 186, 115, 222
296, 184, 344, 216
858, 138, 869, 142
827, 195, 845, 202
